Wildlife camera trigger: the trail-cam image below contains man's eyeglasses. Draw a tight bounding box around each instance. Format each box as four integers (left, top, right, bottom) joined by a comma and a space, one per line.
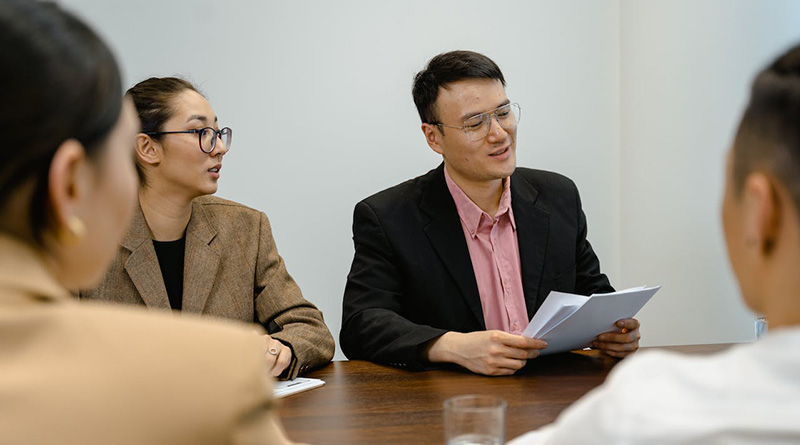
145, 127, 233, 154
435, 103, 521, 141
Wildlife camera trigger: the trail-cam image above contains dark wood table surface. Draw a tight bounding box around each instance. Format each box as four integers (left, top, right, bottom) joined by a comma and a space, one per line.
279, 344, 733, 444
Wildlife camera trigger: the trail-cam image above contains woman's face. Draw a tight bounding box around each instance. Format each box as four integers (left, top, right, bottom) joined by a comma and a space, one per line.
152, 89, 229, 199
65, 98, 140, 288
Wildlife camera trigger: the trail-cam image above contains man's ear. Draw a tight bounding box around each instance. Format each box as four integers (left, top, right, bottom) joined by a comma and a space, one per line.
48, 139, 89, 236
743, 172, 781, 256
135, 133, 161, 167
421, 123, 444, 156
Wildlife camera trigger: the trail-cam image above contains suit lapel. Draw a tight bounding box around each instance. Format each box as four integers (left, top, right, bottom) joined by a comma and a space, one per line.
121, 204, 170, 309
510, 172, 551, 317
181, 200, 220, 314
420, 165, 485, 329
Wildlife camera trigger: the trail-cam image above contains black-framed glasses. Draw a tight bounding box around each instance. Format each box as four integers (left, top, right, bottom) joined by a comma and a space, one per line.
145, 126, 232, 154
435, 103, 521, 141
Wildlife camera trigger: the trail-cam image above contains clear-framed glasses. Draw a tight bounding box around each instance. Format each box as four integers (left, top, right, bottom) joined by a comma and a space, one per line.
435, 103, 521, 141
145, 126, 232, 154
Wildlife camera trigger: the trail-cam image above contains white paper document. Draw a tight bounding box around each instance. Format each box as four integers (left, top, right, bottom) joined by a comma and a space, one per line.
273, 377, 325, 398
522, 285, 660, 355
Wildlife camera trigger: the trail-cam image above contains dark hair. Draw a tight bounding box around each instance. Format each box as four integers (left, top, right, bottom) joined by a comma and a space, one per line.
126, 77, 200, 185
732, 43, 800, 212
0, 0, 123, 240
412, 50, 506, 125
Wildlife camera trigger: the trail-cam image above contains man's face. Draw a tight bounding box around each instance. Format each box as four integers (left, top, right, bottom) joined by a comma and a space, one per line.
424, 78, 517, 188
722, 149, 760, 312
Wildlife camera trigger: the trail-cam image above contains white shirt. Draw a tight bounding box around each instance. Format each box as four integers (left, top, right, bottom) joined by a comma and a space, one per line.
509, 326, 800, 445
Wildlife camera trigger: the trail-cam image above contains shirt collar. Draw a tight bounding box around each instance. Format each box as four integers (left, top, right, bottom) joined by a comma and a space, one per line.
444, 167, 516, 237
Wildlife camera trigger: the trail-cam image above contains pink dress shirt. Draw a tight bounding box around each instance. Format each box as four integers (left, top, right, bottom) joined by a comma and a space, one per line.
444, 168, 529, 335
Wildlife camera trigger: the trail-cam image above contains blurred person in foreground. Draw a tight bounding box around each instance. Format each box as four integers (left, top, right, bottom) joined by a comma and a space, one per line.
510, 43, 800, 444
0, 1, 296, 443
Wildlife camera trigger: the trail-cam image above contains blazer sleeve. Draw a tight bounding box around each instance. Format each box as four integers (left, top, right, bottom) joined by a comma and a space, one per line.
253, 212, 334, 379
572, 185, 615, 296
340, 200, 447, 368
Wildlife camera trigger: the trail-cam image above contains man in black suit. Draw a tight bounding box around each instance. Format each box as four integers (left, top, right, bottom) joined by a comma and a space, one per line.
341, 50, 640, 376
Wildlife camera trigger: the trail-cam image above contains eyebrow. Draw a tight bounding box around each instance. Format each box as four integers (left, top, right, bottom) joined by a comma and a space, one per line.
186, 114, 219, 124
461, 99, 511, 121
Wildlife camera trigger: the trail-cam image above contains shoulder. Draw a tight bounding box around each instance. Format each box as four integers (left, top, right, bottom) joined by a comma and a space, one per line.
61, 301, 268, 388
356, 166, 441, 217
46, 302, 272, 430
362, 167, 438, 205
512, 167, 578, 195
69, 302, 263, 356
593, 349, 734, 420
192, 195, 268, 235
511, 350, 718, 444
194, 195, 263, 218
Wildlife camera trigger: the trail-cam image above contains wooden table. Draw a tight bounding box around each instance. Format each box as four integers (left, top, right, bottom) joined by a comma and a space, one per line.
279, 344, 732, 444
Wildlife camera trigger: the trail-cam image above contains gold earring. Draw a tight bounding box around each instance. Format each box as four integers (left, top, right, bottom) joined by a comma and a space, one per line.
58, 216, 86, 245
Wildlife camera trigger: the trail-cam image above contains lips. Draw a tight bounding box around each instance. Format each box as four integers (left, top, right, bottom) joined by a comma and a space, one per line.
208, 164, 222, 173
489, 146, 510, 157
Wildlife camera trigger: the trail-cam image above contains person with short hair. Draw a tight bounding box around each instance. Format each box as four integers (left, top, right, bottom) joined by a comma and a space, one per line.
0, 1, 296, 443
81, 77, 334, 379
340, 50, 639, 376
509, 43, 800, 444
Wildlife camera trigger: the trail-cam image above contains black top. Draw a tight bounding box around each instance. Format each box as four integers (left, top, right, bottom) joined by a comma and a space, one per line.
152, 237, 186, 311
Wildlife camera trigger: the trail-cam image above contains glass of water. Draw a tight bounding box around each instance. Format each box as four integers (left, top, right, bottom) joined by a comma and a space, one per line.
443, 394, 506, 445
755, 316, 768, 340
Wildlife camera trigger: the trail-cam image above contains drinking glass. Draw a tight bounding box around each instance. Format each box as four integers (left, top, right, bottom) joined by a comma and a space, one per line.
443, 395, 506, 445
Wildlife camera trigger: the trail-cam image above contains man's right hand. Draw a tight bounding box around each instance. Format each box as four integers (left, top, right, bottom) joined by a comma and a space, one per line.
422, 331, 548, 376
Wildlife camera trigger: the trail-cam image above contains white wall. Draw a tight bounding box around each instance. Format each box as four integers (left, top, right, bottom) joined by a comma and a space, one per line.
60, 0, 800, 357
619, 0, 800, 345
62, 0, 620, 360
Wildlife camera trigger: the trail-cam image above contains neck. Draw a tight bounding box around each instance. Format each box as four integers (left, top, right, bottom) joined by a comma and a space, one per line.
138, 187, 192, 241
445, 165, 505, 216
755, 210, 800, 330
759, 257, 800, 330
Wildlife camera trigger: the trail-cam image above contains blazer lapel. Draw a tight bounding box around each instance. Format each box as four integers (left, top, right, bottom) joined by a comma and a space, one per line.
121, 204, 170, 310
181, 200, 220, 314
420, 165, 485, 329
510, 172, 551, 317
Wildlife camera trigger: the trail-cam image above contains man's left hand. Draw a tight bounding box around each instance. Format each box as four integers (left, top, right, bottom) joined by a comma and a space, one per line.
592, 318, 640, 358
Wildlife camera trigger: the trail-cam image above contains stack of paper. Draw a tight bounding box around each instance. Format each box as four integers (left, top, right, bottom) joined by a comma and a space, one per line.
273, 377, 325, 398
522, 286, 660, 356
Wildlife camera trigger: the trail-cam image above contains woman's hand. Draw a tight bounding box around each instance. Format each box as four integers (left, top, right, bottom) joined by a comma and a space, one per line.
263, 335, 293, 377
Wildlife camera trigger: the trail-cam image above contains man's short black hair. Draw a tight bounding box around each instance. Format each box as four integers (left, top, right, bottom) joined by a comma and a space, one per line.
733, 43, 800, 213
412, 50, 506, 125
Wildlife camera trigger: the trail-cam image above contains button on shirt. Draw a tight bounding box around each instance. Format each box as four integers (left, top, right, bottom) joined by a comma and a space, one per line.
444, 168, 528, 334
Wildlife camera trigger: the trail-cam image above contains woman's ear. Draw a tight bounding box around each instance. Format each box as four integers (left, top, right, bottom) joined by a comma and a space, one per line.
48, 139, 89, 244
743, 172, 781, 256
135, 133, 161, 167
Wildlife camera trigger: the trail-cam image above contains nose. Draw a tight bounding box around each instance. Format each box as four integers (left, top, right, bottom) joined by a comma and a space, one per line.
486, 113, 508, 141
211, 134, 229, 156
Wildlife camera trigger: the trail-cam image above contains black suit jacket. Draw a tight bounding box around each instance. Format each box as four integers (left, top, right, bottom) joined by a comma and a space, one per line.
340, 164, 614, 368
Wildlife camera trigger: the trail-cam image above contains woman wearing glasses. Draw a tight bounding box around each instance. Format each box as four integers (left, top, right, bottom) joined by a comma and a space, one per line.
81, 77, 334, 379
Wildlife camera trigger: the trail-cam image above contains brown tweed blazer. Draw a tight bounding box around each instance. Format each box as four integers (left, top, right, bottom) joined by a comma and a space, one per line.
81, 195, 334, 379
0, 235, 295, 445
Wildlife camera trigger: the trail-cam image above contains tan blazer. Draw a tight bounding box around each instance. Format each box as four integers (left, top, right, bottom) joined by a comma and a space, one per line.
0, 235, 295, 445
81, 196, 334, 379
